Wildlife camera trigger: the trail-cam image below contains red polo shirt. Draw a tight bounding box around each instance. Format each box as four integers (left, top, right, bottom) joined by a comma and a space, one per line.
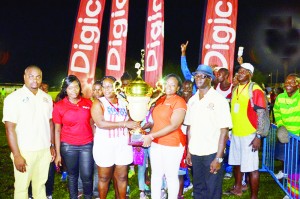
53, 97, 93, 145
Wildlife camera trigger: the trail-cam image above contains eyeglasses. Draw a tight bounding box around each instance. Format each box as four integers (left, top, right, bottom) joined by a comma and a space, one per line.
194, 74, 210, 79
284, 81, 298, 86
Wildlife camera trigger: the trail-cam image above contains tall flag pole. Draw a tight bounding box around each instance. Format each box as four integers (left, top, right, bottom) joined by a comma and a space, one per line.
105, 0, 129, 79
68, 0, 106, 98
144, 0, 164, 87
200, 0, 238, 81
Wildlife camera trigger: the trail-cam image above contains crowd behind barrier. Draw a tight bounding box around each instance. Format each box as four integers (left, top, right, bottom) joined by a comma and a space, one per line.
261, 124, 300, 199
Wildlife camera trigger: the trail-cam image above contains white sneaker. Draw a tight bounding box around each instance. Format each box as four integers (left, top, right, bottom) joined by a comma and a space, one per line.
275, 170, 287, 180
46, 196, 52, 199
183, 183, 193, 193
283, 195, 291, 199
224, 172, 232, 179
140, 191, 147, 199
161, 189, 167, 199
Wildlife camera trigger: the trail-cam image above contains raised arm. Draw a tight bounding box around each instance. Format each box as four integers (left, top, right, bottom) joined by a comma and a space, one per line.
181, 41, 193, 81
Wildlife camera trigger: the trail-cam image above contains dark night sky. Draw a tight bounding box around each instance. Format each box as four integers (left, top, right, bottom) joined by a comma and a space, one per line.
0, 0, 299, 86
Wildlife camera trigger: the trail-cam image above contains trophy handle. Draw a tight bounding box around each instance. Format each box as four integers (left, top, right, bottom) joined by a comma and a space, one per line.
113, 80, 128, 105
148, 81, 165, 109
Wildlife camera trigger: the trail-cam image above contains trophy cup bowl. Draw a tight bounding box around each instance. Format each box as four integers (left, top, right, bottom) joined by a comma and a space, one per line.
113, 50, 164, 146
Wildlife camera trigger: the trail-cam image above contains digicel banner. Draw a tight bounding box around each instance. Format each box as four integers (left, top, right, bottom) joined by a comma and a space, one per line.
144, 0, 164, 87
201, 0, 238, 81
68, 0, 106, 98
105, 0, 129, 79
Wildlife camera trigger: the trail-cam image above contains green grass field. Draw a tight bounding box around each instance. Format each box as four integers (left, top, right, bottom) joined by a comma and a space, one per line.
0, 101, 286, 198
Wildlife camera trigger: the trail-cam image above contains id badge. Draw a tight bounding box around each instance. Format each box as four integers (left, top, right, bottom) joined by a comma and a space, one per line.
234, 103, 240, 113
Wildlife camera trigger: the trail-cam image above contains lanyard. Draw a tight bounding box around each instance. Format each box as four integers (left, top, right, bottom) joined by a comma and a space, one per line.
106, 97, 119, 112
145, 106, 154, 123
236, 82, 249, 100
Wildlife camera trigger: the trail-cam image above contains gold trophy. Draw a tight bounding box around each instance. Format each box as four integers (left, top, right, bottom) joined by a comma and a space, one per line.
113, 49, 164, 146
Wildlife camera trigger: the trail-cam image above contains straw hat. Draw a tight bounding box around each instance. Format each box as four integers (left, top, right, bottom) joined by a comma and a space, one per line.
277, 126, 289, 143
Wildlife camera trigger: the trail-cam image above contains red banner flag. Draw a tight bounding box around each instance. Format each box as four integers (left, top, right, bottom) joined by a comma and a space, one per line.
105, 0, 129, 79
68, 0, 106, 98
201, 0, 238, 81
144, 0, 164, 87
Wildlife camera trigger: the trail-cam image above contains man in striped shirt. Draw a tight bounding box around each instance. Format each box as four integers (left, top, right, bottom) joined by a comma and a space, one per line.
274, 73, 300, 179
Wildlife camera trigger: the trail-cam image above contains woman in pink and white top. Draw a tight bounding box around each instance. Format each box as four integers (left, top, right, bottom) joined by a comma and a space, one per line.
91, 76, 140, 199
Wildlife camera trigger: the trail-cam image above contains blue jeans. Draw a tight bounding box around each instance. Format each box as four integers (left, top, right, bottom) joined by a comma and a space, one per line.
61, 142, 94, 199
138, 147, 149, 190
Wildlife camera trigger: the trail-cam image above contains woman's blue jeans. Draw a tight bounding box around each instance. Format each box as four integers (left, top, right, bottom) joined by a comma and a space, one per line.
61, 142, 94, 199
138, 147, 149, 190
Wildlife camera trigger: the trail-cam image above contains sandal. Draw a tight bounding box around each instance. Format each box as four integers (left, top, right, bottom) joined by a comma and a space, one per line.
223, 186, 243, 196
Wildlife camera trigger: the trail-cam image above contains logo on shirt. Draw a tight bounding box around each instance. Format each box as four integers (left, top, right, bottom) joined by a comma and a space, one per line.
82, 106, 90, 110
22, 97, 29, 103
43, 97, 49, 103
207, 103, 215, 110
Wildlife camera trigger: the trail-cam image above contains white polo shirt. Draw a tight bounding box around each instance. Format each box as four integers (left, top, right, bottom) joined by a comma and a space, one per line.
3, 85, 53, 151
184, 88, 232, 156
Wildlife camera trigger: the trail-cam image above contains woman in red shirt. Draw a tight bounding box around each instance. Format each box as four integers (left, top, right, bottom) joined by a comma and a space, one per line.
53, 75, 94, 199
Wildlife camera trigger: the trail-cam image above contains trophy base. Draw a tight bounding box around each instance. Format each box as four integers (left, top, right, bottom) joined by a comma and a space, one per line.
128, 129, 146, 146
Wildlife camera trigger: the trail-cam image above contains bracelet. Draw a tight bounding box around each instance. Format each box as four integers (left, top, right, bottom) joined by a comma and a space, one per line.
50, 143, 55, 147
149, 134, 154, 140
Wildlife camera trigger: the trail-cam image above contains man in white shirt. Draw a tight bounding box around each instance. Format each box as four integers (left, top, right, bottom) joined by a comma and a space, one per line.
3, 65, 55, 199
185, 64, 232, 199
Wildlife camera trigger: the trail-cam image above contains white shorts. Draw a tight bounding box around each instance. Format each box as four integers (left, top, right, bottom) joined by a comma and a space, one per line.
228, 133, 259, 172
93, 132, 133, 167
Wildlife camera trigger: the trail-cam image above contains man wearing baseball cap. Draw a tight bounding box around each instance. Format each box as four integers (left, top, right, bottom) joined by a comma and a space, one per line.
228, 62, 267, 198
184, 64, 232, 198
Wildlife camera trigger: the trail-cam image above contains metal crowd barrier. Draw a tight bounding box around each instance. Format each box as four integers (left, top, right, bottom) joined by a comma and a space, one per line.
261, 124, 300, 199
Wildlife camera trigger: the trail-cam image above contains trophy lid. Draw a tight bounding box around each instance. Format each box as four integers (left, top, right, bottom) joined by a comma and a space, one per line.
124, 49, 153, 97
124, 76, 153, 97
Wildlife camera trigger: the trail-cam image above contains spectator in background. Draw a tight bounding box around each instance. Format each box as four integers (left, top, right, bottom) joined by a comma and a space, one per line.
179, 80, 194, 198
3, 65, 54, 198
91, 76, 139, 199
274, 73, 300, 180
136, 110, 153, 199
53, 75, 94, 199
142, 73, 187, 199
215, 68, 233, 102
215, 68, 234, 181
121, 71, 133, 87
185, 65, 232, 199
228, 63, 267, 198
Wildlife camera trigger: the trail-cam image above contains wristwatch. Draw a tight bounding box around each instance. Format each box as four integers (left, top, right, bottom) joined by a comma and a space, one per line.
256, 134, 262, 139
215, 157, 223, 163
50, 143, 55, 147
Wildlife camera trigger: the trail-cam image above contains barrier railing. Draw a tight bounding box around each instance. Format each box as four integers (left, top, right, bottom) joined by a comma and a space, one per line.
261, 124, 300, 199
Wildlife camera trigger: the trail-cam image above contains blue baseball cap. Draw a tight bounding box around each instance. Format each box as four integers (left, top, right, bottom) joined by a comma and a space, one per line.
192, 64, 215, 80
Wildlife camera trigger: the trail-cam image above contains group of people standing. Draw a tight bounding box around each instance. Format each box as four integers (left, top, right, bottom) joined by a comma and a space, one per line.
3, 43, 299, 199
